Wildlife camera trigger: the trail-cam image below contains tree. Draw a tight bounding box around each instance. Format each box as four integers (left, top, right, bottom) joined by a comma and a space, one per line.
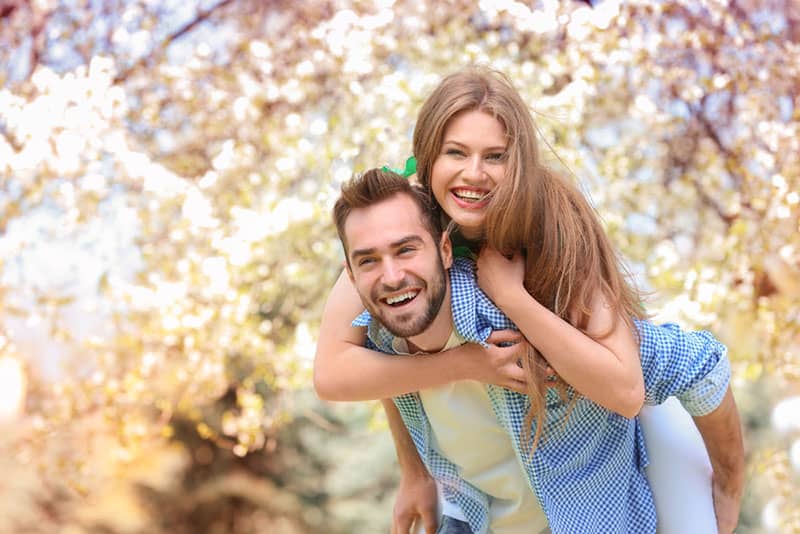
1, 0, 797, 531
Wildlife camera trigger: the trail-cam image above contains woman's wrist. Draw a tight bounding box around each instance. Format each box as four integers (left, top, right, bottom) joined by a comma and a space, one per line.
437, 343, 482, 382
493, 283, 535, 317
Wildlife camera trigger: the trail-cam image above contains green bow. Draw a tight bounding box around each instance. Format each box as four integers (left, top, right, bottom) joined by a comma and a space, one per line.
381, 156, 417, 178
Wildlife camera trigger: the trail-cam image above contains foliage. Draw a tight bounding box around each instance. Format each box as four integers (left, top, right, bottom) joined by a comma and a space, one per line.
1, 0, 798, 532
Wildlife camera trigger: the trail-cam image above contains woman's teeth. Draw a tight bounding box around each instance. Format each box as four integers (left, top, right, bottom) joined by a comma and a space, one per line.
453, 189, 486, 202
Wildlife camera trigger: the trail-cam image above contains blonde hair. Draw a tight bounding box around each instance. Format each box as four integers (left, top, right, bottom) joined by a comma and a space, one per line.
414, 66, 645, 451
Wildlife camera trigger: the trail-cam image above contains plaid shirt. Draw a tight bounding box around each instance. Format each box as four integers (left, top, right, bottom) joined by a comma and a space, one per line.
353, 257, 730, 534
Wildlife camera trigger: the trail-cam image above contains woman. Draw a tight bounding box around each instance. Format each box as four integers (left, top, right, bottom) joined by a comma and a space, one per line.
315, 67, 728, 533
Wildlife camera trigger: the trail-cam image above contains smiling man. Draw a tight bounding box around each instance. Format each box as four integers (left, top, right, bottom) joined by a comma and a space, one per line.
334, 168, 547, 534
330, 168, 743, 534
337, 177, 451, 350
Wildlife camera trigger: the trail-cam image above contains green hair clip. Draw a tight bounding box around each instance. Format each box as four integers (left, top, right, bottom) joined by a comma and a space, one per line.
381, 156, 417, 178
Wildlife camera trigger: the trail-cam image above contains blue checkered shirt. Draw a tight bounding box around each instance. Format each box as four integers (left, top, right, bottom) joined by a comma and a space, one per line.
353, 257, 730, 534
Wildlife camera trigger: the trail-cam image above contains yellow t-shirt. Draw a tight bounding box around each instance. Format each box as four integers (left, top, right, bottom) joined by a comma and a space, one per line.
394, 331, 548, 533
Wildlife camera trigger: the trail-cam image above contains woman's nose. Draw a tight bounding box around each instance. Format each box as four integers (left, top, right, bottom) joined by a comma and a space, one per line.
462, 155, 484, 181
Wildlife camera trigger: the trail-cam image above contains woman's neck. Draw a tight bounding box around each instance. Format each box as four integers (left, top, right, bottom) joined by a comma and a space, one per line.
451, 230, 482, 253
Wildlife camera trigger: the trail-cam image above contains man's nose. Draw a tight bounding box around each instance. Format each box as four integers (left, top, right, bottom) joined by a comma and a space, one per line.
381, 259, 405, 287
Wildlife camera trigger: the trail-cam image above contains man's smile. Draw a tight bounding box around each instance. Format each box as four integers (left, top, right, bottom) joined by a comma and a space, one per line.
381, 289, 421, 307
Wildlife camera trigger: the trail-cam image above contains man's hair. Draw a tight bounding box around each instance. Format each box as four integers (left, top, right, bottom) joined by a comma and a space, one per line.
333, 168, 443, 263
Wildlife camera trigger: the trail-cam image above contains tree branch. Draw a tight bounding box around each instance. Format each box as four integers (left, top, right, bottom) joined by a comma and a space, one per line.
22, 2, 54, 82
687, 173, 737, 228
113, 0, 237, 84
0, 0, 19, 20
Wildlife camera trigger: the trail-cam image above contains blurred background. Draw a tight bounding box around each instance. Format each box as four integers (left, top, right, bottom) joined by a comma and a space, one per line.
0, 0, 798, 532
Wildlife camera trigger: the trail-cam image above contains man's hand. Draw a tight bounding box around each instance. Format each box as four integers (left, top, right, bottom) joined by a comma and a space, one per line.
392, 471, 438, 534
711, 475, 742, 534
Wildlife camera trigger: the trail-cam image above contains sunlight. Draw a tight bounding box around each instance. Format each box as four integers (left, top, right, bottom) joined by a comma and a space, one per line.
772, 396, 800, 433
0, 356, 26, 421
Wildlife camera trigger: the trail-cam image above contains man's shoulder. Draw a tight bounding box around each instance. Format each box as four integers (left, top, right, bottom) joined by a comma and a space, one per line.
449, 257, 478, 289
451, 256, 476, 271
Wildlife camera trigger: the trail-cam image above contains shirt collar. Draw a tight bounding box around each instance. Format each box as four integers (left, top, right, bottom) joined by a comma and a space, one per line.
352, 309, 371, 327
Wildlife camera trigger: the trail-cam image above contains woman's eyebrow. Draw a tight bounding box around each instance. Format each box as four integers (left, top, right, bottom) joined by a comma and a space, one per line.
442, 139, 506, 151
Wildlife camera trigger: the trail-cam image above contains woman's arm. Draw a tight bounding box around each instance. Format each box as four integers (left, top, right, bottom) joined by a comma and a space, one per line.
477, 248, 644, 417
313, 270, 528, 401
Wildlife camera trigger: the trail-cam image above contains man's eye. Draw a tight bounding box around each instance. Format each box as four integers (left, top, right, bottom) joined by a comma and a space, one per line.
398, 247, 415, 255
358, 258, 375, 266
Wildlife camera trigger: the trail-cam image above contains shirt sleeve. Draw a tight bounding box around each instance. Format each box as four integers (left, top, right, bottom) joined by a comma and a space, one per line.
636, 320, 731, 416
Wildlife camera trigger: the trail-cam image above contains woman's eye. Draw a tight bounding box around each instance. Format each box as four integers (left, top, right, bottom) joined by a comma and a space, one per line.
445, 148, 465, 157
487, 152, 507, 161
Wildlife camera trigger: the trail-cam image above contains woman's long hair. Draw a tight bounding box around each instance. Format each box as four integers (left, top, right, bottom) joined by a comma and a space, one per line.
413, 67, 646, 451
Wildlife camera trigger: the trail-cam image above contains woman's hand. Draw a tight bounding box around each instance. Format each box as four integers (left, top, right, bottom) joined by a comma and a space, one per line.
455, 330, 528, 393
476, 247, 526, 307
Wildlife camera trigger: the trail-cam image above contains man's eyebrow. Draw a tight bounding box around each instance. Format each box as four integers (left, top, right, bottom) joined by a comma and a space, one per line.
391, 235, 425, 248
349, 246, 375, 261
349, 235, 424, 260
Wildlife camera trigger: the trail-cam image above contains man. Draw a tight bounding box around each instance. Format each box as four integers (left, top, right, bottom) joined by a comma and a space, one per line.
332, 168, 744, 533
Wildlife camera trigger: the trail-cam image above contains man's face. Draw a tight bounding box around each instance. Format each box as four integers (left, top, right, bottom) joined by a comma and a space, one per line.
344, 193, 451, 339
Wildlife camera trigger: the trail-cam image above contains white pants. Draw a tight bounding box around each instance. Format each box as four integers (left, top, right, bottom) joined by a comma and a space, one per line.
641, 398, 718, 534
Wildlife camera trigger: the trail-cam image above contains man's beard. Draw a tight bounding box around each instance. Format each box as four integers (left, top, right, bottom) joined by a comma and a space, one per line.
368, 255, 447, 339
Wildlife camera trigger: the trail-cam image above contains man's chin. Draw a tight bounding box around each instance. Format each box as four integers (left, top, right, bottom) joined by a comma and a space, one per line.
379, 316, 428, 339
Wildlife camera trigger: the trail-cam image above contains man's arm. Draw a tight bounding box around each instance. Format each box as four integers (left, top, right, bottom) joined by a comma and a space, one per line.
382, 399, 438, 534
634, 321, 743, 532
692, 387, 745, 534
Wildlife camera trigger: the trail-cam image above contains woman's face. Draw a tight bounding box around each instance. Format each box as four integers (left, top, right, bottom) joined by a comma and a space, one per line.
430, 109, 509, 240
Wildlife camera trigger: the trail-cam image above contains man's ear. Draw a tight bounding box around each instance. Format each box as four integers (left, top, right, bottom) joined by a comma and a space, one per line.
344, 258, 355, 283
440, 231, 453, 269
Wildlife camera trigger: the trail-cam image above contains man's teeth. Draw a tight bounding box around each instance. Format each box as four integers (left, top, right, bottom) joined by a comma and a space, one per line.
386, 291, 418, 305
454, 189, 486, 201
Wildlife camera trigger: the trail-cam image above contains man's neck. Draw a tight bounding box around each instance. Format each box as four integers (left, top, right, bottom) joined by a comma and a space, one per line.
405, 278, 454, 354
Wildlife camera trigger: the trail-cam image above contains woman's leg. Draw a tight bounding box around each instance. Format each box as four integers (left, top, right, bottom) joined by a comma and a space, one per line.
640, 397, 718, 534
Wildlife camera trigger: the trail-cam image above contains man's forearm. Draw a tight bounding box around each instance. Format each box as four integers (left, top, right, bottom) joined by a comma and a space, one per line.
382, 398, 428, 475
693, 387, 744, 487
382, 399, 439, 534
692, 386, 745, 531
